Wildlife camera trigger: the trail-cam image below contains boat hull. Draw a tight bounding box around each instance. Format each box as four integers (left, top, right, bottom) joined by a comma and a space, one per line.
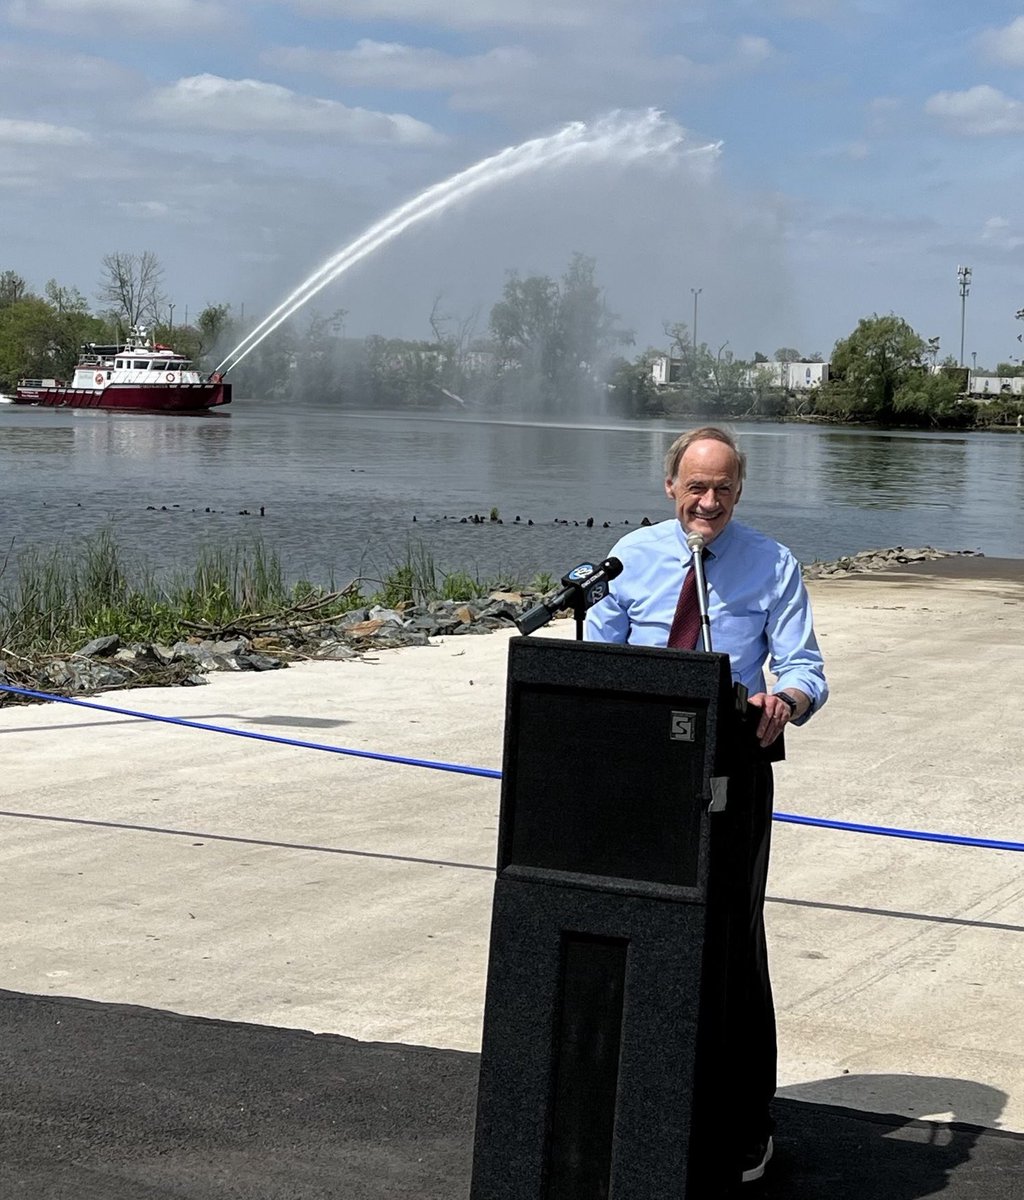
13, 382, 231, 412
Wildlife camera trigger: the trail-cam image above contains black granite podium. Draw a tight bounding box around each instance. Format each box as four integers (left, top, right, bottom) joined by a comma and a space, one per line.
470, 636, 772, 1199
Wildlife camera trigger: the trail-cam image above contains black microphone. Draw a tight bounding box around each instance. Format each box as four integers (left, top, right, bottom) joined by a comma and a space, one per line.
517, 557, 623, 634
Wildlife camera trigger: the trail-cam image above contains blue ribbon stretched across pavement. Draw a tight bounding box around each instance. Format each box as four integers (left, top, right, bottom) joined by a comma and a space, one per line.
1, 683, 1021, 853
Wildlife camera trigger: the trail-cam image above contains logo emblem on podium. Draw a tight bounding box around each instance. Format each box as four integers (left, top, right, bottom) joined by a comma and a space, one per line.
670, 710, 696, 741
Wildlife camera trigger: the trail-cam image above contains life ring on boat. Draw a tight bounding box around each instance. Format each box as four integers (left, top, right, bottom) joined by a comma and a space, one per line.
166, 372, 175, 382
94, 372, 104, 385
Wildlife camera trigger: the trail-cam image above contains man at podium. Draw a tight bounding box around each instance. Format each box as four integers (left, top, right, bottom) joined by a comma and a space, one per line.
584, 424, 828, 1184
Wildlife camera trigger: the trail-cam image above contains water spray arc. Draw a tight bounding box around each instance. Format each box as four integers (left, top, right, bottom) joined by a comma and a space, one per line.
215, 110, 717, 377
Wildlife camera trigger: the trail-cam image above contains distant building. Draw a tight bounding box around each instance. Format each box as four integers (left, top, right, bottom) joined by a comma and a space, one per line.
968, 375, 1024, 401
743, 361, 829, 390
651, 355, 684, 386
651, 356, 828, 390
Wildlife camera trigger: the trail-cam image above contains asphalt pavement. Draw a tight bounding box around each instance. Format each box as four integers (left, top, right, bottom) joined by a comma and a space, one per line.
2, 988, 1021, 1199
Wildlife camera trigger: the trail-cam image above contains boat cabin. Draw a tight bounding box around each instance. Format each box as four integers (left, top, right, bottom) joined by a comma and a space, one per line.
74, 326, 202, 387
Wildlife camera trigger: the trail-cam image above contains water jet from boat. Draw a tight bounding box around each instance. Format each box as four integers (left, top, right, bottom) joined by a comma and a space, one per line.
216, 109, 716, 375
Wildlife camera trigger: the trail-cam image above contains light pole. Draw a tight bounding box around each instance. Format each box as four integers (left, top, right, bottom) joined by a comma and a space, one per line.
957, 264, 972, 367
168, 303, 175, 332
972, 350, 977, 373
690, 288, 702, 358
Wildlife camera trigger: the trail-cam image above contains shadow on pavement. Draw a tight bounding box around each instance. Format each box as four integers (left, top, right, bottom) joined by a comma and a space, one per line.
1, 990, 1019, 1199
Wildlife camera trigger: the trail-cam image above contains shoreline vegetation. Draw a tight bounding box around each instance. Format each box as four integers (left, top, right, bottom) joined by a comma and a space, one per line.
0, 534, 982, 706
4, 258, 1024, 432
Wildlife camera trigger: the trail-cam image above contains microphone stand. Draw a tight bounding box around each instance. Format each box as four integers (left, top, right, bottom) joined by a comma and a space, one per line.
572, 595, 586, 641
687, 536, 714, 653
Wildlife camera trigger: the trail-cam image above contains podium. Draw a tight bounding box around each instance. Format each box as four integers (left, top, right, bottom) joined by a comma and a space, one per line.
469, 636, 775, 1199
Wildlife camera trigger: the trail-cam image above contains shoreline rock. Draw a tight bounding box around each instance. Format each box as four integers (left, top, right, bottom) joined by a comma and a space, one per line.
0, 547, 986, 704
800, 545, 982, 580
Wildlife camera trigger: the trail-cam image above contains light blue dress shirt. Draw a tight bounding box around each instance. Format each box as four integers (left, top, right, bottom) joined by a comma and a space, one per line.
584, 517, 828, 723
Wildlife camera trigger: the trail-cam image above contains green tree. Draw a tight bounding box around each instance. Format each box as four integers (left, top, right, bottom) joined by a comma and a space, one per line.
195, 303, 235, 355
0, 270, 30, 309
0, 296, 60, 383
819, 314, 926, 422
895, 370, 974, 428
488, 254, 631, 412
41, 280, 106, 375
44, 279, 89, 315
607, 352, 660, 417
490, 274, 560, 363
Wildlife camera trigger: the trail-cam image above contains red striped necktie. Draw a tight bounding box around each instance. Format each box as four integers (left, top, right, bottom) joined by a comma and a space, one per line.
667, 553, 705, 649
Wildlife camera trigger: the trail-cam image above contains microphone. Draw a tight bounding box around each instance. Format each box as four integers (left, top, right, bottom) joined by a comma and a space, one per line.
517, 557, 624, 635
685, 531, 713, 652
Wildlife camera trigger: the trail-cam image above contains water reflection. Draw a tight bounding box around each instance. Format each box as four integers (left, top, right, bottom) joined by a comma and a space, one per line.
2, 407, 1023, 590
818, 432, 968, 511
0, 425, 76, 455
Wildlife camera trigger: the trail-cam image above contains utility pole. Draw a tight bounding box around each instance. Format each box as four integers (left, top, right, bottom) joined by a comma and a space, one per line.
691, 286, 701, 355
957, 265, 972, 367
690, 287, 702, 375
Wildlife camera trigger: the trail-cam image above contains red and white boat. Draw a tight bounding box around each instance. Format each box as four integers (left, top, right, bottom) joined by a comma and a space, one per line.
14, 327, 230, 412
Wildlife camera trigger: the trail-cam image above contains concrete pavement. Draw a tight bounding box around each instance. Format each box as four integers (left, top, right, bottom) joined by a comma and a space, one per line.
1, 557, 1022, 1147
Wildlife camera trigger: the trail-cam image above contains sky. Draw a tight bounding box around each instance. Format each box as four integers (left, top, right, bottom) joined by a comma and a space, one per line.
3, 0, 1024, 369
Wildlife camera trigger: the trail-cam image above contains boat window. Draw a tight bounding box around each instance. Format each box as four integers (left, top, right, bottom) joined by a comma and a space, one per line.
116, 360, 125, 368
134, 360, 152, 370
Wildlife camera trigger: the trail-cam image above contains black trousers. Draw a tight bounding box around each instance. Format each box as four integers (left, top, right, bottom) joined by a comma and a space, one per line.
730, 762, 777, 1143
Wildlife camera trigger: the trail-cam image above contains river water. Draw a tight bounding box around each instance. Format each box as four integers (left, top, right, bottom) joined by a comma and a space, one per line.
2, 399, 1023, 593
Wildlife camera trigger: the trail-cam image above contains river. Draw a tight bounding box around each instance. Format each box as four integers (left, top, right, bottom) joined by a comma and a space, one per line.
2, 400, 1022, 593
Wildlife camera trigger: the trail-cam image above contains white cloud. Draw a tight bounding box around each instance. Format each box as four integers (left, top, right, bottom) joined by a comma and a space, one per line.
285, 0, 615, 30
660, 34, 776, 89
2, 0, 230, 35
735, 35, 773, 66
118, 199, 175, 220
981, 215, 1024, 250
0, 117, 90, 146
144, 75, 442, 144
976, 17, 1024, 68
0, 43, 138, 93
274, 40, 533, 91
272, 31, 772, 123
925, 85, 1024, 136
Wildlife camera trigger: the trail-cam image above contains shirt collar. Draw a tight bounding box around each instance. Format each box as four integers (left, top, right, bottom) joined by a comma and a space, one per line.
675, 517, 736, 562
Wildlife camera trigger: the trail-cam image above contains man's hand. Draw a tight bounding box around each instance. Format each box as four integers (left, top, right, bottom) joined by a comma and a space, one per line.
748, 688, 810, 747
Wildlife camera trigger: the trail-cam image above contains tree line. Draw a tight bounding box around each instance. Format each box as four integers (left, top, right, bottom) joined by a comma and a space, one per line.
2, 253, 1020, 429
0, 254, 231, 386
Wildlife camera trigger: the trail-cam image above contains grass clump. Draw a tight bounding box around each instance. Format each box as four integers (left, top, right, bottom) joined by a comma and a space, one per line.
0, 532, 355, 655
0, 533, 538, 659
